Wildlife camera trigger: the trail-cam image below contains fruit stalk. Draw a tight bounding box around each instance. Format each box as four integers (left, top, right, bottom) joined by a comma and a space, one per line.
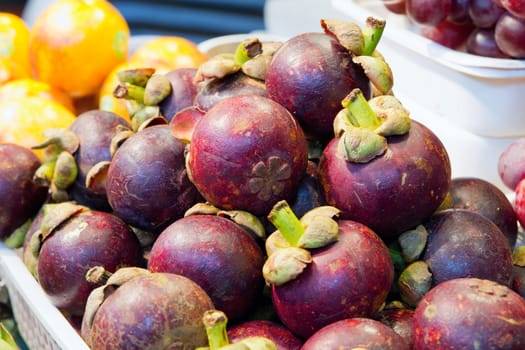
267, 201, 305, 247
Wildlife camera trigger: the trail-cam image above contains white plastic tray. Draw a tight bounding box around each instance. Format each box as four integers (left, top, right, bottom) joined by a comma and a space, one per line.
331, 0, 525, 138
0, 245, 89, 350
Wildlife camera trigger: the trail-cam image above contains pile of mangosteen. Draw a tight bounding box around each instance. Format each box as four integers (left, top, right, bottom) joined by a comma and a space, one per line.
1, 15, 525, 350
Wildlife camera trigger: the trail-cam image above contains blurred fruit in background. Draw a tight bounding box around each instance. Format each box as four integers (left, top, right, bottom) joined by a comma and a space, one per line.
0, 12, 31, 76
0, 96, 76, 159
0, 56, 29, 85
128, 36, 207, 70
98, 36, 207, 121
0, 78, 75, 113
29, 0, 129, 98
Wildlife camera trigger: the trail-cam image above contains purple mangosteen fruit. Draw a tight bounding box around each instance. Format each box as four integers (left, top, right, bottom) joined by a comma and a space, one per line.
228, 320, 303, 350
265, 18, 393, 141
29, 202, 144, 316
262, 201, 394, 339
422, 208, 513, 286
412, 277, 525, 349
147, 213, 265, 322
194, 71, 267, 112
106, 124, 202, 234
301, 317, 410, 349
375, 306, 415, 348
81, 267, 215, 349
0, 143, 47, 244
67, 109, 132, 211
318, 89, 451, 239
446, 176, 518, 248
186, 94, 308, 216
158, 67, 199, 122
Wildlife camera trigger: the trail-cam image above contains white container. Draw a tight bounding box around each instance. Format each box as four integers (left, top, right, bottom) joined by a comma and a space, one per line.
331, 0, 525, 138
0, 245, 90, 350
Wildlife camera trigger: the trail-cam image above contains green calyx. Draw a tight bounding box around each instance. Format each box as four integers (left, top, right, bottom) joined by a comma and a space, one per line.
32, 128, 80, 202
262, 201, 341, 286
113, 67, 170, 132
333, 89, 411, 163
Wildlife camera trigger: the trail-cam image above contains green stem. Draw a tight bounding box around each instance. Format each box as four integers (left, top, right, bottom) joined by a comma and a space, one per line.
233, 38, 262, 66
342, 89, 381, 130
113, 82, 145, 103
202, 310, 229, 350
267, 201, 305, 247
362, 17, 386, 56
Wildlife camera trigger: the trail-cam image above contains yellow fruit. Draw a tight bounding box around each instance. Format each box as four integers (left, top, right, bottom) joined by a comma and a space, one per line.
0, 78, 75, 113
0, 12, 31, 75
129, 36, 208, 70
0, 56, 30, 86
29, 0, 129, 98
0, 96, 77, 159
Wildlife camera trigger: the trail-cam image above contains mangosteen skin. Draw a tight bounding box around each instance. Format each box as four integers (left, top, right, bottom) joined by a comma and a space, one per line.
227, 320, 303, 350
0, 144, 47, 239
68, 110, 131, 211
106, 125, 202, 234
301, 317, 410, 350
187, 94, 308, 216
159, 68, 199, 122
413, 278, 525, 349
375, 307, 415, 348
447, 177, 518, 248
422, 209, 513, 287
147, 215, 265, 322
194, 71, 268, 112
87, 273, 214, 350
271, 220, 394, 339
318, 120, 451, 239
265, 32, 370, 140
37, 210, 144, 316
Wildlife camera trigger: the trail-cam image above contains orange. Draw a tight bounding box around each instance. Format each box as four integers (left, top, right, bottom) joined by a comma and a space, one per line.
129, 36, 208, 70
29, 0, 129, 98
0, 96, 77, 159
0, 78, 76, 113
0, 12, 31, 76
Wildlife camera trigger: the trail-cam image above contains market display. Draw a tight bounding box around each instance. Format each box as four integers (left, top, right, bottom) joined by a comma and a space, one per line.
1, 0, 525, 349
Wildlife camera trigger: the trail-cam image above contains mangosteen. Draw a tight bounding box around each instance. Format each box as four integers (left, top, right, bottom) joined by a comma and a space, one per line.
318, 89, 451, 239
301, 317, 410, 349
28, 202, 144, 316
227, 320, 303, 350
158, 67, 199, 122
396, 209, 514, 306
262, 201, 393, 339
199, 309, 278, 349
422, 209, 513, 286
0, 143, 47, 245
446, 176, 518, 248
265, 18, 393, 141
29, 110, 133, 209
68, 109, 132, 210
81, 267, 214, 349
412, 278, 525, 349
186, 94, 308, 217
147, 212, 266, 322
106, 124, 203, 234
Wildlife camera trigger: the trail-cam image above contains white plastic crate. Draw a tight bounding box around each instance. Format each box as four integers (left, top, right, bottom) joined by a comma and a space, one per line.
0, 245, 89, 350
